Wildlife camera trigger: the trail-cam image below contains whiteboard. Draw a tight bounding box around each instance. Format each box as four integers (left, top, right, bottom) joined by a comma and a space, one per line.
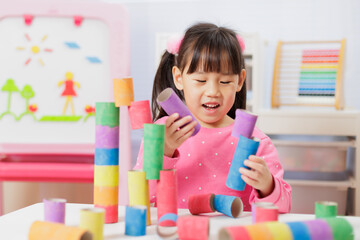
0, 1, 130, 154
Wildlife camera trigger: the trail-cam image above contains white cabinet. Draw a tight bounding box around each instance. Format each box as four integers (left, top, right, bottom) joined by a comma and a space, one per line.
257, 109, 360, 215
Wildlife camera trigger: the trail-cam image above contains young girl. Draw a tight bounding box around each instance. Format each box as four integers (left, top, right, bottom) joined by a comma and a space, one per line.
135, 22, 291, 213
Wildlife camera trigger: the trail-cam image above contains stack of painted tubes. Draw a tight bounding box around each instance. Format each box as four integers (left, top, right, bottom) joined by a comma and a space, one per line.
94, 102, 119, 223
218, 217, 354, 240
188, 193, 243, 218
226, 109, 259, 191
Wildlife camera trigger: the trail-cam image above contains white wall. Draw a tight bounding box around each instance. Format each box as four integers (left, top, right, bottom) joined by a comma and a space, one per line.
105, 0, 360, 110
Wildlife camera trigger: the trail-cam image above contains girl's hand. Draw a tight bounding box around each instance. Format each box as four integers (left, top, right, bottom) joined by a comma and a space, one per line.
164, 113, 197, 157
239, 155, 275, 198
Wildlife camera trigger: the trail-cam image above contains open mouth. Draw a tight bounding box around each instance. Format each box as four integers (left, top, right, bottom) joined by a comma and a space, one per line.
202, 103, 220, 109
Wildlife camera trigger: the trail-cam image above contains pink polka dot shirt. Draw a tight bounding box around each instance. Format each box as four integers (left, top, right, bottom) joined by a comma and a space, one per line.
134, 117, 292, 213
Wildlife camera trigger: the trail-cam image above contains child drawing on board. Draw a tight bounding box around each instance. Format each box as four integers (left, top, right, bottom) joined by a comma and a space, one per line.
58, 71, 80, 115
135, 22, 291, 213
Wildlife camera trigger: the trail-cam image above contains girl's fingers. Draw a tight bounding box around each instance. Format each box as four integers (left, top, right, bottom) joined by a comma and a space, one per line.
165, 113, 179, 128
174, 120, 197, 139
239, 167, 259, 180
177, 127, 195, 145
248, 155, 266, 164
243, 160, 264, 172
168, 116, 193, 134
241, 174, 258, 188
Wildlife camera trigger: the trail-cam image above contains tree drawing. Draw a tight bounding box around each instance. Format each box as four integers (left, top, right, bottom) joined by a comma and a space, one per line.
0, 78, 19, 120
17, 84, 36, 120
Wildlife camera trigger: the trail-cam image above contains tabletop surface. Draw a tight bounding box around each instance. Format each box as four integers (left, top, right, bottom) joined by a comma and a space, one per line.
0, 203, 360, 239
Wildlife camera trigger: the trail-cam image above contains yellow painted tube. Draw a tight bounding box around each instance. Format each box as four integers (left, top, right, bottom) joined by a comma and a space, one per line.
28, 221, 91, 240
94, 186, 119, 206
265, 222, 293, 240
128, 170, 151, 225
113, 77, 134, 107
94, 165, 119, 187
79, 208, 105, 240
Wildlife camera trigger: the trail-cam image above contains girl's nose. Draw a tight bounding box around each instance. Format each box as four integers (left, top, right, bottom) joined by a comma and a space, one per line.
205, 81, 220, 97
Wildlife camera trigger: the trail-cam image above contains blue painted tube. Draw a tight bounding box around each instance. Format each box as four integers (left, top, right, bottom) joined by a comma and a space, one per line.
287, 222, 311, 240
125, 206, 147, 236
95, 148, 119, 165
226, 136, 260, 191
213, 195, 242, 218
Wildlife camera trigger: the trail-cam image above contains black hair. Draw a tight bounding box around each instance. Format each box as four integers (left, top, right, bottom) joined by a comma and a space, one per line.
152, 22, 246, 121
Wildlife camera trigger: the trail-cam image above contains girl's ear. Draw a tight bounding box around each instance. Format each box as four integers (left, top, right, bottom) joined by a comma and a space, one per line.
236, 69, 246, 92
172, 66, 184, 90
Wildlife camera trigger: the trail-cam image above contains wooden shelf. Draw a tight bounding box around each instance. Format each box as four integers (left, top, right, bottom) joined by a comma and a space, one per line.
286, 178, 354, 190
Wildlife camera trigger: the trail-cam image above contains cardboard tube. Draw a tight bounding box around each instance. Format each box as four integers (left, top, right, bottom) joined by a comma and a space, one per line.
157, 170, 178, 226
94, 204, 118, 224
113, 77, 134, 107
156, 213, 178, 239
253, 203, 278, 223
79, 208, 105, 240
95, 102, 119, 127
218, 225, 252, 240
188, 193, 215, 215
323, 217, 354, 240
315, 201, 337, 218
125, 206, 147, 236
28, 221, 92, 240
286, 222, 311, 240
143, 123, 165, 180
95, 148, 119, 165
265, 222, 293, 240
245, 224, 273, 240
226, 136, 260, 191
94, 165, 119, 187
177, 216, 209, 240
94, 186, 119, 206
95, 125, 119, 149
251, 202, 275, 223
43, 198, 66, 224
128, 170, 151, 225
232, 109, 258, 138
213, 194, 243, 218
157, 88, 201, 136
303, 220, 333, 240
129, 100, 152, 129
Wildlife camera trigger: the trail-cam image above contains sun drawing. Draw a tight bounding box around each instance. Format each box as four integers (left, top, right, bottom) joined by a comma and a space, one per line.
16, 33, 53, 66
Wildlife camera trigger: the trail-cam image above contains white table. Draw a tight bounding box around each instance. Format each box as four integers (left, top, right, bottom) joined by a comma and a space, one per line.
0, 203, 359, 239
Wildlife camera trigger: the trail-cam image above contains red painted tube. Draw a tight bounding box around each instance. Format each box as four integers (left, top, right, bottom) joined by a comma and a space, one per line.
254, 204, 278, 223
95, 204, 118, 223
188, 193, 215, 215
177, 216, 209, 240
157, 170, 178, 226
218, 225, 252, 240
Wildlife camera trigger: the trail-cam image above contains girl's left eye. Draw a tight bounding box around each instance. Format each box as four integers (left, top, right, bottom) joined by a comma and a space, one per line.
195, 80, 206, 83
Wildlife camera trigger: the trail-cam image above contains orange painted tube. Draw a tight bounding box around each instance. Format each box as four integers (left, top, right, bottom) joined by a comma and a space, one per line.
113, 77, 134, 107
94, 186, 118, 206
245, 224, 273, 240
28, 221, 91, 240
157, 170, 178, 227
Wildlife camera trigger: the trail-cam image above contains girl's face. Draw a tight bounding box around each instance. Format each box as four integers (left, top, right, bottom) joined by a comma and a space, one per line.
173, 64, 245, 128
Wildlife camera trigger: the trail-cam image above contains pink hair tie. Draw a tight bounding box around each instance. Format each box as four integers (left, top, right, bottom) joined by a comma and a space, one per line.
236, 35, 245, 53
166, 35, 184, 55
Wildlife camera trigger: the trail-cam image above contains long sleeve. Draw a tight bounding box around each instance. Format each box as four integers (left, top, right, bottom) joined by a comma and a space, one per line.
249, 132, 292, 213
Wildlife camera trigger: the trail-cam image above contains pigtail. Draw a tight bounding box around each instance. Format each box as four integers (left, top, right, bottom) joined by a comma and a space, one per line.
151, 51, 184, 121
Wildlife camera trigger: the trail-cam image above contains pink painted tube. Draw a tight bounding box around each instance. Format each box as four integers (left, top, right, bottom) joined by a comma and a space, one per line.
177, 216, 209, 240
118, 106, 131, 206
43, 198, 66, 224
188, 193, 215, 215
232, 109, 258, 138
157, 88, 201, 136
94, 204, 118, 223
128, 100, 152, 129
157, 170, 178, 227
253, 203, 278, 223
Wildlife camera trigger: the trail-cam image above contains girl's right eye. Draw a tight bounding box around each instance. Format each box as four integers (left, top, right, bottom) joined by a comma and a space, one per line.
195, 79, 206, 83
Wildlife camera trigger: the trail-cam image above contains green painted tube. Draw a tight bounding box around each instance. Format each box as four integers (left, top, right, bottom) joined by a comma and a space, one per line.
95, 102, 119, 127
143, 124, 165, 180
315, 201, 337, 218
323, 217, 354, 240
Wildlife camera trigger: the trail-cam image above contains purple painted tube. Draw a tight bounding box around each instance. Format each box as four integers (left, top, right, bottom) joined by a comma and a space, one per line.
304, 219, 333, 240
157, 88, 201, 136
232, 109, 258, 139
43, 198, 66, 223
95, 125, 119, 149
